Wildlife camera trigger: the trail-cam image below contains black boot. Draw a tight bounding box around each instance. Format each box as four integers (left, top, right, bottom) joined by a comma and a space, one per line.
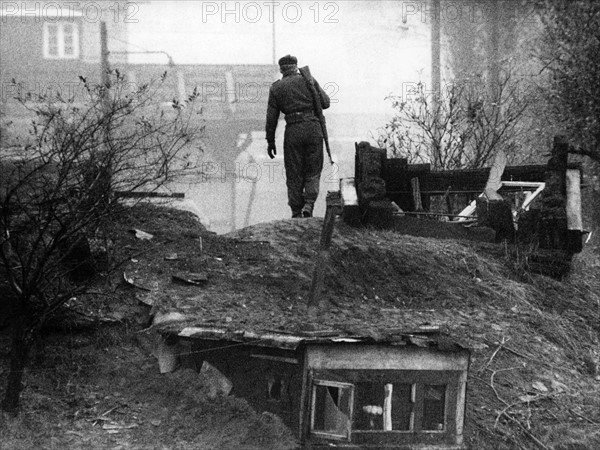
301, 204, 313, 218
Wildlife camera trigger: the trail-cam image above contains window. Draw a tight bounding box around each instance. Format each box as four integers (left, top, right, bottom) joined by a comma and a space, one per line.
310, 380, 354, 440
310, 372, 452, 441
43, 22, 79, 59
353, 382, 446, 432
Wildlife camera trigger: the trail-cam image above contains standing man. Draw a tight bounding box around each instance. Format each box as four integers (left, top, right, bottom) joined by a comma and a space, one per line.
266, 55, 331, 218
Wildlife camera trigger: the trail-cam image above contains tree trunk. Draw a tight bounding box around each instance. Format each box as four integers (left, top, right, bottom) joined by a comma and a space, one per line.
1, 316, 32, 415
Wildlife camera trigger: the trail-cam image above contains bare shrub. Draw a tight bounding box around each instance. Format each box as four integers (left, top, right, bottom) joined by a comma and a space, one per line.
0, 70, 203, 413
376, 72, 531, 170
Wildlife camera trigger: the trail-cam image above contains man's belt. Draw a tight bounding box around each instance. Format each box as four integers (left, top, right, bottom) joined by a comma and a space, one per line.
285, 110, 316, 124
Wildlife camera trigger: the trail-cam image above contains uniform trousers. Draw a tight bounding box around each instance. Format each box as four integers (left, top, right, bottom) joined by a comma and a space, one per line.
283, 119, 324, 216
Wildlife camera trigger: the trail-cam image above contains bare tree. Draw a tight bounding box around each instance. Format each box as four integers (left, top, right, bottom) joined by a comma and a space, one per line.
376, 72, 530, 170
0, 71, 203, 414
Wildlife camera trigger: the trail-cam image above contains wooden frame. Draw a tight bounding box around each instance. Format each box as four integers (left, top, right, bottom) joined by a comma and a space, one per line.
307, 368, 464, 447
309, 379, 355, 441
455, 181, 546, 222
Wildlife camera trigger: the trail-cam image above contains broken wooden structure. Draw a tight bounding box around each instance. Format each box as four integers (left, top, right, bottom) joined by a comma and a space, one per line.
342, 138, 586, 277
161, 325, 470, 449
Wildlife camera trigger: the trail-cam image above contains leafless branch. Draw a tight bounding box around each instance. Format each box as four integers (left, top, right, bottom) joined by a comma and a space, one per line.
0, 70, 203, 411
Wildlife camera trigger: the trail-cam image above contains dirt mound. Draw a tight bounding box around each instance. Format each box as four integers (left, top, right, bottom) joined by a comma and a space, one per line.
145, 210, 597, 449
119, 215, 508, 340
4, 204, 599, 449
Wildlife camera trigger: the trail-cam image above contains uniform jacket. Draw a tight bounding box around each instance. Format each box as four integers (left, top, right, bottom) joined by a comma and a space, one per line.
265, 69, 331, 144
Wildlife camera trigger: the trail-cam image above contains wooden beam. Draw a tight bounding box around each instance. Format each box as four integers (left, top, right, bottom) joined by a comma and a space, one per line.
115, 191, 185, 199
566, 169, 583, 231
250, 354, 299, 364
383, 163, 548, 193
400, 211, 476, 220
383, 383, 393, 431
411, 177, 424, 212
307, 191, 343, 318
340, 178, 360, 226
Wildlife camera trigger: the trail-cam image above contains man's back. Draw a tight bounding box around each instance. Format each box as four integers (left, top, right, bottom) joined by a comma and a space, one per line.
269, 72, 326, 115
266, 71, 330, 143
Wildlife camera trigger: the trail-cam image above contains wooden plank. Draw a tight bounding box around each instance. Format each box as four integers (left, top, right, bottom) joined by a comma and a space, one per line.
455, 371, 468, 439
115, 191, 185, 199
384, 164, 548, 194
307, 192, 343, 318
388, 189, 485, 195
340, 178, 360, 226
411, 177, 424, 212
383, 383, 393, 431
547, 135, 570, 195
484, 149, 507, 193
406, 163, 432, 174
306, 346, 470, 371
566, 169, 583, 231
340, 178, 358, 207
400, 211, 476, 220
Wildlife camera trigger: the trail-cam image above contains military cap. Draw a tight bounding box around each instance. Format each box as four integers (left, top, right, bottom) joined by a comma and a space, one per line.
278, 54, 297, 66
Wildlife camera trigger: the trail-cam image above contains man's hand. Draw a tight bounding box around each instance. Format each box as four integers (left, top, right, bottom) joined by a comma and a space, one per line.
267, 142, 277, 159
